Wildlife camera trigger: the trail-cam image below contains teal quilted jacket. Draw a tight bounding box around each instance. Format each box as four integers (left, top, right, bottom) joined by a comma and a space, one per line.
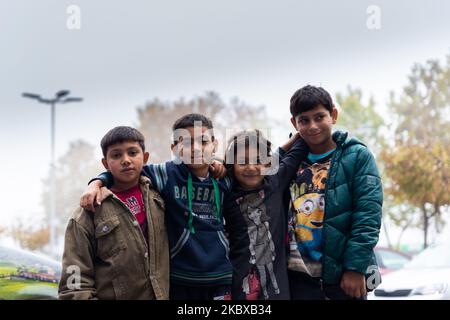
321, 131, 383, 286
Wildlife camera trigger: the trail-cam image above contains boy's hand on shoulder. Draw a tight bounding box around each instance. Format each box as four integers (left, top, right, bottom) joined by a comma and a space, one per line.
210, 160, 227, 179
281, 132, 301, 152
290, 131, 301, 140
80, 180, 104, 213
340, 270, 366, 298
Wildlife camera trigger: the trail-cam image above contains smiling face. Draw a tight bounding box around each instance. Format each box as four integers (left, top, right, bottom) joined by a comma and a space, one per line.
291, 104, 338, 154
171, 126, 217, 171
233, 146, 267, 191
102, 140, 149, 191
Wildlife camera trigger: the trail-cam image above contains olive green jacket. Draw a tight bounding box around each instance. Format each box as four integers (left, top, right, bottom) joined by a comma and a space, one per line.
58, 176, 169, 300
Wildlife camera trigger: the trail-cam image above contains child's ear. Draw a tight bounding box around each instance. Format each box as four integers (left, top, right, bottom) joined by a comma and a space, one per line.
101, 158, 109, 171
143, 152, 150, 164
331, 106, 339, 124
171, 139, 182, 151
290, 117, 298, 131
171, 143, 182, 158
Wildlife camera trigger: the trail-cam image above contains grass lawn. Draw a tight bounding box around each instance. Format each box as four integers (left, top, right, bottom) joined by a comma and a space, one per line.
0, 278, 58, 300
0, 264, 18, 276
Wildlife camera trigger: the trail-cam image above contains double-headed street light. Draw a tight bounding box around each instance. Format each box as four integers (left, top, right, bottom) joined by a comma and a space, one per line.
22, 90, 83, 256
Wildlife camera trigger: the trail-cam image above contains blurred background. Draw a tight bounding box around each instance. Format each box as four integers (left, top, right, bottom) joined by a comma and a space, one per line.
0, 0, 449, 299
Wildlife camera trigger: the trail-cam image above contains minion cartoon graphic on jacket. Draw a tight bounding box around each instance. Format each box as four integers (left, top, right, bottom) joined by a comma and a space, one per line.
289, 161, 329, 262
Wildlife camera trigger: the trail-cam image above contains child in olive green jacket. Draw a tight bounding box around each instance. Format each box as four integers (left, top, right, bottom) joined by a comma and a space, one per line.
59, 126, 169, 300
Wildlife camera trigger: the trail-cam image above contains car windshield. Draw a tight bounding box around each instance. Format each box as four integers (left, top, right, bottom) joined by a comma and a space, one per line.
404, 243, 450, 269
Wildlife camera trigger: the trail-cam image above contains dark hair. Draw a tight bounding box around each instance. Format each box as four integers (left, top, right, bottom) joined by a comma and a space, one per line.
172, 113, 215, 144
290, 85, 334, 118
101, 126, 145, 157
172, 113, 214, 131
224, 129, 272, 177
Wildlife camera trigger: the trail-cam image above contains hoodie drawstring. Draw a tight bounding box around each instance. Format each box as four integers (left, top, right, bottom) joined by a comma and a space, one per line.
187, 172, 221, 234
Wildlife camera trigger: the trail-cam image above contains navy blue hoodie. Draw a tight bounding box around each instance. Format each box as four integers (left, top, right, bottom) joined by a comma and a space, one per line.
96, 161, 233, 286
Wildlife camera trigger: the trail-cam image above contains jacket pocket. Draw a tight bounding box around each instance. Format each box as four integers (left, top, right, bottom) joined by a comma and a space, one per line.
95, 216, 126, 260
170, 228, 190, 259
218, 230, 230, 260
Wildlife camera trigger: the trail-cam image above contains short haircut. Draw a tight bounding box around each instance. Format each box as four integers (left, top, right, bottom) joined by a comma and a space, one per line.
172, 113, 214, 131
290, 85, 334, 118
172, 113, 215, 144
225, 129, 272, 176
101, 126, 145, 157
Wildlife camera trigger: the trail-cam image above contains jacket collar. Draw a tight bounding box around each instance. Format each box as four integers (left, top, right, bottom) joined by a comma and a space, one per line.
173, 159, 212, 182
100, 175, 153, 200
333, 130, 366, 150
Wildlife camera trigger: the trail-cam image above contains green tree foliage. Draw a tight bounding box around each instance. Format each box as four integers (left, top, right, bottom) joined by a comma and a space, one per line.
335, 87, 405, 248
335, 86, 385, 156
389, 56, 450, 146
381, 55, 450, 248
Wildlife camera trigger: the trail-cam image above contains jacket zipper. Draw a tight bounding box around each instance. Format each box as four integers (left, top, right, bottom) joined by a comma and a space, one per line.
322, 139, 342, 282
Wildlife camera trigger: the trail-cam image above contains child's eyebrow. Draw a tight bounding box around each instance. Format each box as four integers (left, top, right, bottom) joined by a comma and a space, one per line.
194, 135, 212, 141
300, 112, 326, 119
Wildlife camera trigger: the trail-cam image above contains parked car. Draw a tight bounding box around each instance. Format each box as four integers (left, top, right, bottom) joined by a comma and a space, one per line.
0, 245, 61, 300
370, 242, 450, 300
374, 247, 412, 276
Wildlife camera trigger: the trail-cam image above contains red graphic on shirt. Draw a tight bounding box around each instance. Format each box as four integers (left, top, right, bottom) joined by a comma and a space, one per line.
242, 267, 261, 300
115, 185, 146, 226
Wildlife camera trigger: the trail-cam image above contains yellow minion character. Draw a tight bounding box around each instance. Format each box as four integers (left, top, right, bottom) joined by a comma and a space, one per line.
293, 193, 325, 242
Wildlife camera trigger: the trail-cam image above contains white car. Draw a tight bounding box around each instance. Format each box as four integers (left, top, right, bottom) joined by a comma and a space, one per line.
370, 242, 450, 300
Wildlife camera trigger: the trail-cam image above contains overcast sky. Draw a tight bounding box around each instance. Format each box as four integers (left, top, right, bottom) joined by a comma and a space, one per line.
1, 0, 449, 247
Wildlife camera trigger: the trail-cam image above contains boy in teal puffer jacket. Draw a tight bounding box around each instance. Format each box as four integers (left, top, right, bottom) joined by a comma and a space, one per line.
287, 85, 383, 300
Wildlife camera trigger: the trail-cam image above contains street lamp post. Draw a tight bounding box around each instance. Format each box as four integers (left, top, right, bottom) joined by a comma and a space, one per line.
22, 90, 83, 256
